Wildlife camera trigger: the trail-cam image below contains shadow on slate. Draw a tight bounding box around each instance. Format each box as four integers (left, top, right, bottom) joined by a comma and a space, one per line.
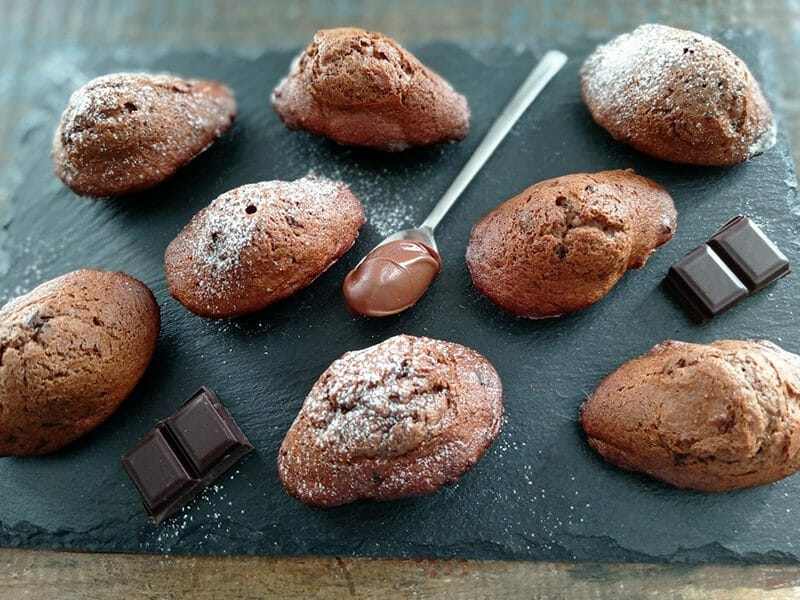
0, 34, 799, 562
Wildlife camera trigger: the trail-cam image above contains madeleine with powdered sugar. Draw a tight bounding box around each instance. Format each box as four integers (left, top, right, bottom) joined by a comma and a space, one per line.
53, 73, 236, 197
164, 175, 365, 317
581, 24, 775, 166
278, 334, 503, 507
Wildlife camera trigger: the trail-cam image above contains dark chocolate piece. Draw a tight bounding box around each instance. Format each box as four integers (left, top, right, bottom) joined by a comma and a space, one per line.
122, 429, 200, 523
165, 389, 246, 475
667, 216, 791, 322
667, 245, 748, 321
709, 215, 791, 290
121, 387, 253, 524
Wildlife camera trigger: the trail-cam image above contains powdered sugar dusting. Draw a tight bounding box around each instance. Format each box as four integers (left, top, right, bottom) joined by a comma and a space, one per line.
186, 175, 348, 301
55, 72, 235, 192
307, 166, 419, 237
138, 475, 252, 554
307, 334, 453, 459
581, 24, 777, 160
304, 146, 448, 237
188, 187, 260, 299
581, 25, 680, 126
750, 120, 777, 156
60, 73, 230, 146
365, 199, 417, 237
0, 235, 60, 304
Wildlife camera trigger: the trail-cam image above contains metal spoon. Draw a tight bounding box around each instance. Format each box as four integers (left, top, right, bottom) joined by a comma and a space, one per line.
343, 50, 569, 316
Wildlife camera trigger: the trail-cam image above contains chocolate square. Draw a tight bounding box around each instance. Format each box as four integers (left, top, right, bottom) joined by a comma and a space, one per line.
121, 429, 199, 520
667, 245, 748, 322
165, 388, 241, 475
709, 216, 791, 290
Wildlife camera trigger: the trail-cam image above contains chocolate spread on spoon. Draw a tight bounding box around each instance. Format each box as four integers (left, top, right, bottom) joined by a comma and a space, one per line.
343, 240, 442, 317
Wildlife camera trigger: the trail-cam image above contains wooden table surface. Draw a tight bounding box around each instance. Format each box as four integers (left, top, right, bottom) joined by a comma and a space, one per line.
1, 0, 799, 598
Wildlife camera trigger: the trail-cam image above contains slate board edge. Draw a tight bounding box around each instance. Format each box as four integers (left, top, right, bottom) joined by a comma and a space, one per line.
0, 35, 798, 564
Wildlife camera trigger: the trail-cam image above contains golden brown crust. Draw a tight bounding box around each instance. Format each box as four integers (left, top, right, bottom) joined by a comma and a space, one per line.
53, 73, 237, 197
580, 24, 775, 166
580, 339, 800, 491
277, 335, 503, 507
272, 28, 470, 151
465, 170, 676, 318
0, 270, 160, 456
164, 175, 366, 317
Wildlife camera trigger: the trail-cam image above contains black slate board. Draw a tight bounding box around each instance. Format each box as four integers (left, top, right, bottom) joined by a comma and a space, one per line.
1, 34, 799, 562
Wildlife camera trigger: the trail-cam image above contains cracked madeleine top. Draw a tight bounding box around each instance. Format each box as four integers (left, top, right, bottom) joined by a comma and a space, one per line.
0, 269, 159, 456
164, 175, 365, 317
581, 339, 800, 491
272, 28, 470, 151
278, 334, 503, 507
466, 169, 676, 318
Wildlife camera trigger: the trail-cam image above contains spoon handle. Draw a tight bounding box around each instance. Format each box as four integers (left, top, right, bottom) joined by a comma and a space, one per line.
420, 49, 568, 232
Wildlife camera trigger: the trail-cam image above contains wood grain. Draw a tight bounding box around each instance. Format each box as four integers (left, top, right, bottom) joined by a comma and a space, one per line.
1, 0, 799, 597
2, 549, 800, 599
